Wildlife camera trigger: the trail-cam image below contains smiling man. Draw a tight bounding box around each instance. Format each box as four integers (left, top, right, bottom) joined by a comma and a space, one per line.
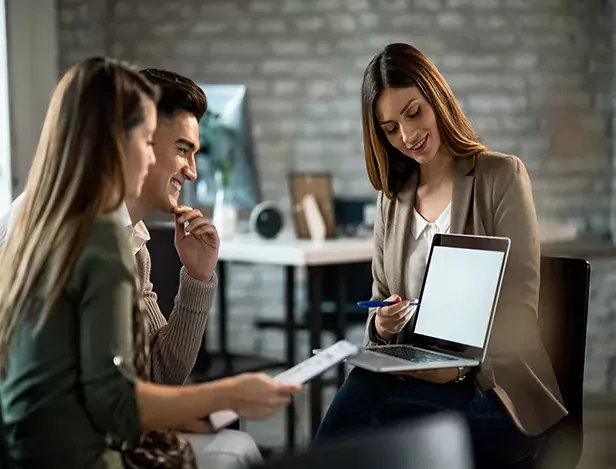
124, 68, 219, 385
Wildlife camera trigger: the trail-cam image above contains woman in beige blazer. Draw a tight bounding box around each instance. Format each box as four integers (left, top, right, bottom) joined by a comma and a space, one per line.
314, 44, 567, 468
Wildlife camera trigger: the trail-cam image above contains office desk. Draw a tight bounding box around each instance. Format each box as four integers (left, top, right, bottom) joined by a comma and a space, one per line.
216, 234, 373, 446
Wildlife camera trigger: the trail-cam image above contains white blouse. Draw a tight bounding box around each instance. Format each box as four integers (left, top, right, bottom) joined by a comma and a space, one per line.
407, 203, 451, 299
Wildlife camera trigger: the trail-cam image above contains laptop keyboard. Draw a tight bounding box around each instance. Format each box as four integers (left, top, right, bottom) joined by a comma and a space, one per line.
366, 345, 457, 363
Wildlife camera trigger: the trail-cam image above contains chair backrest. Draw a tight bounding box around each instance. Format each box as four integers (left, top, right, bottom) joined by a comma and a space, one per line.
538, 256, 590, 423
536, 256, 590, 466
253, 413, 474, 469
145, 224, 182, 319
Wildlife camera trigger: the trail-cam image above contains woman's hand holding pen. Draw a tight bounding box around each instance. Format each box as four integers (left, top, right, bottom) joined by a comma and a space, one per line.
374, 294, 418, 342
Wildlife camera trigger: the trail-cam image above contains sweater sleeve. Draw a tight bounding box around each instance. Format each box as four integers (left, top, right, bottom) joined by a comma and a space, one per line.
136, 245, 217, 385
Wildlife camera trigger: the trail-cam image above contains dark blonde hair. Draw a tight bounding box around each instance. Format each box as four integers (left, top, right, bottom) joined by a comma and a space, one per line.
0, 57, 158, 372
362, 43, 487, 199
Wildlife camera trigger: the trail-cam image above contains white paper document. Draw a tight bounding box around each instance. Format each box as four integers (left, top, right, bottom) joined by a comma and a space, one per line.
209, 340, 359, 431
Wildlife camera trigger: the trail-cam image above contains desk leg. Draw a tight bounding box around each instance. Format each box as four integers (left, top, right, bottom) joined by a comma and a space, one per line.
308, 265, 323, 438
336, 264, 347, 388
284, 266, 296, 451
217, 261, 230, 370
216, 261, 239, 430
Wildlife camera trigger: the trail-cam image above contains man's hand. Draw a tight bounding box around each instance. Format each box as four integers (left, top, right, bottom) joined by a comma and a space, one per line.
173, 205, 219, 282
392, 368, 460, 384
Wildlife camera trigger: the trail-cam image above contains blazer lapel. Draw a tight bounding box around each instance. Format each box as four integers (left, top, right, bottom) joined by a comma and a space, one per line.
451, 155, 476, 234
393, 170, 418, 299
392, 171, 418, 344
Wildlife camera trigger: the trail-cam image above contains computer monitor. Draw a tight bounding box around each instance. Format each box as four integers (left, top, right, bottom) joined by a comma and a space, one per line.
192, 84, 260, 211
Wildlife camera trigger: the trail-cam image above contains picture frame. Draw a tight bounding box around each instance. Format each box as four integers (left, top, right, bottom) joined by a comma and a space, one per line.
288, 172, 336, 239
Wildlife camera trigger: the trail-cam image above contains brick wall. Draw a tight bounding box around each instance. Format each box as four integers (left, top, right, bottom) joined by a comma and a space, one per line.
58, 0, 613, 233
57, 0, 616, 392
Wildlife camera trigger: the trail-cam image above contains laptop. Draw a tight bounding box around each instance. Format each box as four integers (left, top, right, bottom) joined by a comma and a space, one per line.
348, 233, 510, 372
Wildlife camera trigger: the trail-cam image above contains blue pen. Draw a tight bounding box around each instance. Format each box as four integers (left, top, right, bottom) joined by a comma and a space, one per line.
357, 300, 420, 308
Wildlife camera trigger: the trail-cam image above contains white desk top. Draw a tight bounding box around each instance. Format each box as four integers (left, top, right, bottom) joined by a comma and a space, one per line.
218, 234, 374, 266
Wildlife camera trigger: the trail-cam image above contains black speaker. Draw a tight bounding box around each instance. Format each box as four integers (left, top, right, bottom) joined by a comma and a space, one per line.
249, 201, 284, 239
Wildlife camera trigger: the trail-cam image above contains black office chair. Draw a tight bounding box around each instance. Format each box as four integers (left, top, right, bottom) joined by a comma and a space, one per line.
535, 256, 590, 469
252, 413, 474, 469
144, 223, 183, 319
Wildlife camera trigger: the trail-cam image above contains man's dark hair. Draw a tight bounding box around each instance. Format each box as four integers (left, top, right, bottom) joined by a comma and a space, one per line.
139, 68, 207, 121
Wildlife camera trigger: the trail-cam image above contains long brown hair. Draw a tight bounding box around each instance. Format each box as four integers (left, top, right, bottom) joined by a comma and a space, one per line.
362, 43, 487, 199
0, 57, 158, 372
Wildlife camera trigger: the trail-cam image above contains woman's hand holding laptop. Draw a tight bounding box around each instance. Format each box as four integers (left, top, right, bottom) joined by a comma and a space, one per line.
375, 294, 418, 342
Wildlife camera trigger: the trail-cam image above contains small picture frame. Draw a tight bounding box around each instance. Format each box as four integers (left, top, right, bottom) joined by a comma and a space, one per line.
288, 172, 336, 239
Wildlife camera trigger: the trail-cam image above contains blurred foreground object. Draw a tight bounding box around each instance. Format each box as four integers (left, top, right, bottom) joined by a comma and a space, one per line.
252, 413, 474, 469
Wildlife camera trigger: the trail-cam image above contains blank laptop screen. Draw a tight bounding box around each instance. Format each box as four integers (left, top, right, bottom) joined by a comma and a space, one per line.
414, 246, 505, 348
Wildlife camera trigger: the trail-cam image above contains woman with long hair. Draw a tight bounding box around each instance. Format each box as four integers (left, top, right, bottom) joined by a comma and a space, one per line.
314, 43, 566, 468
0, 57, 300, 469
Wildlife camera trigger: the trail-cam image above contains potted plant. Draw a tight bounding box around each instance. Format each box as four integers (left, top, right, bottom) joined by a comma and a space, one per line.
198, 110, 240, 238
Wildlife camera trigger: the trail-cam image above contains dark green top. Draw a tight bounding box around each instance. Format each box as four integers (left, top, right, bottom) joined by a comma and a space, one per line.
0, 217, 142, 469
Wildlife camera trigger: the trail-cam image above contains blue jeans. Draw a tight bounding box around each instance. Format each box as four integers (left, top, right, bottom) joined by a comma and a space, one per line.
314, 368, 543, 469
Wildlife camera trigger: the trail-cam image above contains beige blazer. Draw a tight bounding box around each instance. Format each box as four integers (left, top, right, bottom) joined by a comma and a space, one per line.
365, 151, 567, 436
